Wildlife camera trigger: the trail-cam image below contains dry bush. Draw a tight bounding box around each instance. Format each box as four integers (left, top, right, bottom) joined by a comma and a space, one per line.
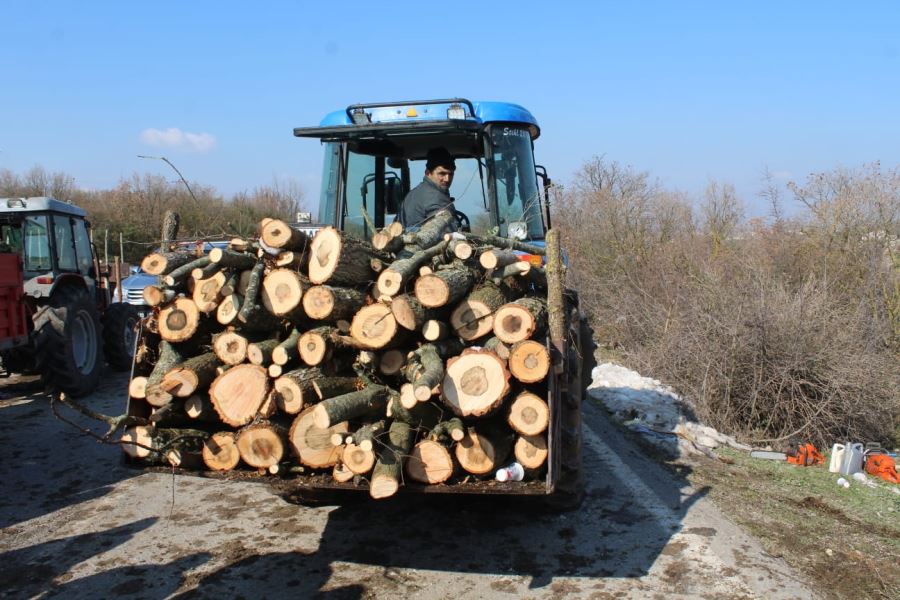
559, 157, 900, 445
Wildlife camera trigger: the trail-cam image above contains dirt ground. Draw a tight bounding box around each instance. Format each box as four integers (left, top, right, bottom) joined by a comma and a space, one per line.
0, 372, 816, 599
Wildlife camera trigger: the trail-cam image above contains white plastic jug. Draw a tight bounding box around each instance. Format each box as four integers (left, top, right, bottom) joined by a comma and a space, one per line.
829, 444, 846, 473
839, 443, 864, 476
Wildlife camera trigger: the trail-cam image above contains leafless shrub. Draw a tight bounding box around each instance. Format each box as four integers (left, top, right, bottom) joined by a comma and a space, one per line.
559, 158, 900, 445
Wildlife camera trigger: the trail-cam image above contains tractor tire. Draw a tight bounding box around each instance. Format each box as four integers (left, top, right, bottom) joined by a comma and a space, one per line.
33, 285, 104, 398
545, 308, 596, 511
102, 303, 140, 371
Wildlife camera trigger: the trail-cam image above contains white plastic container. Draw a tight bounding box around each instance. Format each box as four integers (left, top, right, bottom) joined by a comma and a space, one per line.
828, 443, 846, 473
839, 443, 864, 476
495, 462, 525, 482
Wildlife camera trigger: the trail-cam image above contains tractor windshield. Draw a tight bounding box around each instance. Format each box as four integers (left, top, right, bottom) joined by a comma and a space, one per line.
0, 216, 52, 271
487, 125, 544, 239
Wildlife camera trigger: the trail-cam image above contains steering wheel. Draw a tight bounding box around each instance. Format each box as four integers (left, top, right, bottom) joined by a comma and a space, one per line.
453, 209, 471, 232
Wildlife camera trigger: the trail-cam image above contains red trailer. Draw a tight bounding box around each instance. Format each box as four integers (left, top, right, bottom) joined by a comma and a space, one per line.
0, 253, 28, 352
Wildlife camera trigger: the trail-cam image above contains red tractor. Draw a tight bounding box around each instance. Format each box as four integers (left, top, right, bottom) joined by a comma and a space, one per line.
0, 196, 139, 396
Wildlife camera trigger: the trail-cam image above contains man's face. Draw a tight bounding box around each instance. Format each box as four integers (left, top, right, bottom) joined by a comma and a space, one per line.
426, 166, 455, 192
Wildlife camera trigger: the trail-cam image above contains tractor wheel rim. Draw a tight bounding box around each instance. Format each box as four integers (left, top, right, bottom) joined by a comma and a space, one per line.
71, 309, 98, 373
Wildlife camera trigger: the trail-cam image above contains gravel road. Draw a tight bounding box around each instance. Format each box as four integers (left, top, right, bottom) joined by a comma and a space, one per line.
0, 372, 815, 599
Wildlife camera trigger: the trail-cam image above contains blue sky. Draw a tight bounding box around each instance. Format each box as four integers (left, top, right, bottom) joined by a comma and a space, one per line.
2, 1, 898, 216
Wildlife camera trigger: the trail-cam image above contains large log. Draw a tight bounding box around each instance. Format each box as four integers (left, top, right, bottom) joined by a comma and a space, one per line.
508, 340, 551, 383
414, 266, 474, 308
261, 268, 310, 319
390, 294, 439, 331
350, 303, 400, 349
302, 285, 367, 321
493, 297, 548, 344
193, 271, 226, 313
441, 348, 510, 418
141, 251, 195, 276
236, 422, 286, 469
507, 391, 550, 436
454, 426, 512, 476
545, 228, 566, 372
202, 431, 241, 471
160, 210, 180, 252
158, 297, 202, 343
209, 364, 270, 427
308, 227, 386, 285
288, 406, 348, 469
161, 352, 219, 398
261, 218, 311, 252
273, 367, 323, 414
312, 386, 389, 429
402, 344, 444, 402
376, 240, 448, 297
370, 420, 412, 499
514, 433, 548, 469
450, 282, 508, 341
341, 442, 376, 475
406, 439, 455, 484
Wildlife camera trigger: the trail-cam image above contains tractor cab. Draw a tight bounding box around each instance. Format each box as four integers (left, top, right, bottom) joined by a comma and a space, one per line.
294, 99, 551, 241
0, 197, 98, 303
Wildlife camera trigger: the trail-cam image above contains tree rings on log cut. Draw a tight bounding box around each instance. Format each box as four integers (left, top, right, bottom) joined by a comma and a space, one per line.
454, 429, 503, 475
261, 268, 307, 317
508, 340, 550, 383
342, 442, 376, 474
158, 297, 201, 342
441, 348, 510, 418
406, 439, 454, 484
209, 364, 269, 427
288, 406, 348, 469
203, 432, 240, 471
237, 423, 284, 469
493, 297, 547, 344
213, 331, 249, 365
507, 391, 550, 436
350, 303, 398, 349
514, 434, 548, 469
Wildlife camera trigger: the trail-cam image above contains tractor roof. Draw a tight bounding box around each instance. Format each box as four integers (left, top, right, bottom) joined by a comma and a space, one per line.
296, 99, 539, 139
0, 197, 86, 217
294, 98, 539, 160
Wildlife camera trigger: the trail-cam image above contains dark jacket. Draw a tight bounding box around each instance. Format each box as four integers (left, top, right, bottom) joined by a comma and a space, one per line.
398, 177, 455, 229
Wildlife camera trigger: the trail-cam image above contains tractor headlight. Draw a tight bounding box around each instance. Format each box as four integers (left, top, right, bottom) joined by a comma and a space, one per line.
447, 103, 466, 120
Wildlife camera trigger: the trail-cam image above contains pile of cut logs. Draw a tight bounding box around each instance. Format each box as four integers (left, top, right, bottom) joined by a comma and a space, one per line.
123, 210, 563, 499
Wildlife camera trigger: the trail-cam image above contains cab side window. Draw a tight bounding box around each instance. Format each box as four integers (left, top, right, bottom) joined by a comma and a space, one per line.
53, 216, 77, 271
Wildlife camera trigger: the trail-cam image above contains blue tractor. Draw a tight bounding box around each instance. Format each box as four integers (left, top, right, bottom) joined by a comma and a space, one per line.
295, 99, 592, 505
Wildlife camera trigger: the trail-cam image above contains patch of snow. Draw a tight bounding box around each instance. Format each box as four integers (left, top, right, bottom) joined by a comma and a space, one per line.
588, 362, 751, 459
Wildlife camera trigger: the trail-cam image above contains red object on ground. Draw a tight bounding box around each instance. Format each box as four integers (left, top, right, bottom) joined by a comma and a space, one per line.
865, 454, 900, 484
0, 253, 28, 350
786, 443, 825, 466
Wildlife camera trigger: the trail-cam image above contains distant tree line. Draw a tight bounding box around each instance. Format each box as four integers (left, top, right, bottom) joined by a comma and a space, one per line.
0, 165, 306, 264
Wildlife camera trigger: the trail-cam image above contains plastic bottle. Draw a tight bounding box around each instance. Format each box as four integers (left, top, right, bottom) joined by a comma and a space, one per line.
836, 477, 850, 489
828, 444, 846, 473
495, 462, 525, 482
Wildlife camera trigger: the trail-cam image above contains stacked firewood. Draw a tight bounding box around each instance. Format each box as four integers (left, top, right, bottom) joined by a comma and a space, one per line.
122, 210, 562, 498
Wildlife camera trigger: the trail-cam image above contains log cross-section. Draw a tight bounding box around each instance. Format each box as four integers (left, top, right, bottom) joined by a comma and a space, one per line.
441, 348, 510, 418
209, 364, 270, 427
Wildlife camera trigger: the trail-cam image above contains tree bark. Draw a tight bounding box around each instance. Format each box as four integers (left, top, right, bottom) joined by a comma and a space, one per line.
247, 338, 280, 366
312, 376, 363, 400
237, 260, 266, 323
273, 367, 323, 414
312, 386, 389, 429
160, 210, 180, 252
390, 294, 439, 331
261, 218, 311, 252
161, 352, 218, 398
144, 341, 185, 407
370, 420, 412, 499
467, 233, 546, 256
162, 256, 212, 287
545, 228, 566, 373
308, 227, 387, 285
402, 343, 444, 402
479, 249, 520, 270
376, 240, 448, 297
141, 251, 194, 276
272, 328, 301, 365
209, 247, 258, 270
430, 418, 466, 442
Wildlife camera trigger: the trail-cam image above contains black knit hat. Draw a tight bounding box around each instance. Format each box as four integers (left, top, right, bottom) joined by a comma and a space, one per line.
425, 147, 455, 172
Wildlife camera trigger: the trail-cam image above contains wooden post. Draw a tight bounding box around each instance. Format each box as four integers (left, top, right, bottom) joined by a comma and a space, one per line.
545, 228, 565, 374
114, 256, 123, 301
